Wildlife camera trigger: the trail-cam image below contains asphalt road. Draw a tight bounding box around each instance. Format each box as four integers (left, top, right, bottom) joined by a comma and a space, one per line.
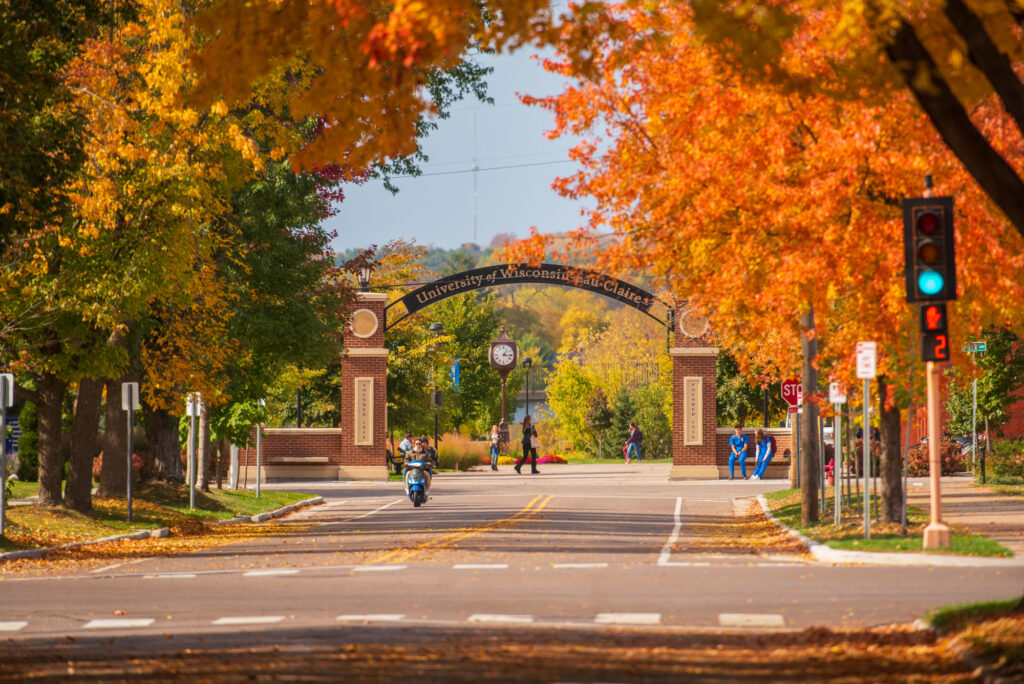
1, 465, 1021, 643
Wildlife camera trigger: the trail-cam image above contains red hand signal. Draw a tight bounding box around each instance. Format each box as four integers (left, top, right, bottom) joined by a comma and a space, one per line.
925, 305, 942, 330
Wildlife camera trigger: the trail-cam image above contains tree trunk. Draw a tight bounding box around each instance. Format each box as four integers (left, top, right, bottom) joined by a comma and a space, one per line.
198, 399, 210, 492
144, 404, 184, 482
64, 378, 104, 512
800, 307, 819, 525
878, 376, 903, 524
216, 435, 229, 489
35, 373, 67, 507
97, 377, 128, 497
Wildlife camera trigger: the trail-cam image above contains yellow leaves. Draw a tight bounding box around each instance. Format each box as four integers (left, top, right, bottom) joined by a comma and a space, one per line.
210, 100, 228, 117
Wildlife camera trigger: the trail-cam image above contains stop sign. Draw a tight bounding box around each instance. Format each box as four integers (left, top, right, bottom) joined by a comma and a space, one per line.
781, 379, 802, 406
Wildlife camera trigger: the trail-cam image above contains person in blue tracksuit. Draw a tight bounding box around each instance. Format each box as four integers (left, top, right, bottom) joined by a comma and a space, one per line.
728, 425, 750, 479
750, 429, 775, 480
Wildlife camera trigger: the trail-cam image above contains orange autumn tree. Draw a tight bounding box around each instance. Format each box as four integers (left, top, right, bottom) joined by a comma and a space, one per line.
189, 0, 621, 170
507, 3, 1024, 521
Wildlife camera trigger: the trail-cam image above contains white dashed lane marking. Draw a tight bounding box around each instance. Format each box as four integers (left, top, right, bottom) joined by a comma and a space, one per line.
452, 564, 508, 570
337, 614, 405, 622
212, 616, 284, 626
552, 563, 608, 569
595, 613, 661, 625
243, 569, 300, 577
352, 565, 407, 572
468, 614, 534, 624
718, 613, 786, 628
144, 573, 197, 579
82, 618, 155, 629
0, 621, 28, 632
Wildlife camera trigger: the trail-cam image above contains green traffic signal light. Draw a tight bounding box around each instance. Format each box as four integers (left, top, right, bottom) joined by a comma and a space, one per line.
917, 270, 944, 296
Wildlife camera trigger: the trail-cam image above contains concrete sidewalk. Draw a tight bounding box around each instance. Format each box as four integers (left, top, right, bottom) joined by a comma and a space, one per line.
906, 476, 1024, 557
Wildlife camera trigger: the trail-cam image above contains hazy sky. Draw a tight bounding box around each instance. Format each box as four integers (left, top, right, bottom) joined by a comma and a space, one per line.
326, 48, 588, 252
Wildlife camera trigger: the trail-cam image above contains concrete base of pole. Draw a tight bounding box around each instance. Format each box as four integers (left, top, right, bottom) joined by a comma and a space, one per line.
922, 522, 951, 549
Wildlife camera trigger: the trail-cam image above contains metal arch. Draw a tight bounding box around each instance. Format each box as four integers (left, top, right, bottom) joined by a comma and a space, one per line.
384, 263, 671, 331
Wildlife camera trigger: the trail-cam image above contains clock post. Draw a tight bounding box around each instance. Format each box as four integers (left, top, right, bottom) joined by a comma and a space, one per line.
489, 326, 518, 448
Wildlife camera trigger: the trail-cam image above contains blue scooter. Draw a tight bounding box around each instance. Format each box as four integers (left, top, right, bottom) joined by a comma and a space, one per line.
403, 457, 433, 507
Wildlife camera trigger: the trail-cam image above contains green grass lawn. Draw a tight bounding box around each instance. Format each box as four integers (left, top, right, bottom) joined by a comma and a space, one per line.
763, 488, 1012, 557
925, 596, 1023, 631
979, 478, 1024, 498
0, 482, 314, 552
8, 480, 38, 500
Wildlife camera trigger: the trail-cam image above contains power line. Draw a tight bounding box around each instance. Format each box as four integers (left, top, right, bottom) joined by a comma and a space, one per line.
392, 159, 573, 178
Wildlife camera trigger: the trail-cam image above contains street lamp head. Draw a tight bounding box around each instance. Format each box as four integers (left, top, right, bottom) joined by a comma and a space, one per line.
522, 357, 532, 370
429, 322, 444, 336
357, 265, 372, 292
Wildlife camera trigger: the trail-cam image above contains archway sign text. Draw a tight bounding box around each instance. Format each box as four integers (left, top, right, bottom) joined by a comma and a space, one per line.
385, 263, 670, 330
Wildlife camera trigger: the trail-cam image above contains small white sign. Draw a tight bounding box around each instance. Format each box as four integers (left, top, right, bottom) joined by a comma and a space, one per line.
121, 382, 140, 411
828, 382, 846, 405
0, 373, 13, 408
856, 341, 877, 379
186, 393, 202, 417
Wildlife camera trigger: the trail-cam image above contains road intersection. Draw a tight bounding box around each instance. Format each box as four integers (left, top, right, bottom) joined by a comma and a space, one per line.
2, 464, 1021, 646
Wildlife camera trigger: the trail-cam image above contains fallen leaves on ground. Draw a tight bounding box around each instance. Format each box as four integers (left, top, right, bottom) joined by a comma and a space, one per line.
0, 622, 987, 682
671, 500, 808, 557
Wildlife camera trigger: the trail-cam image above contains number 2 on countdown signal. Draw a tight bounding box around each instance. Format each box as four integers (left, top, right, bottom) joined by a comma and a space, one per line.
921, 333, 949, 362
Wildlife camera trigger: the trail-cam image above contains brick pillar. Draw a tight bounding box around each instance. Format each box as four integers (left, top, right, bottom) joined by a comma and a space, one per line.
670, 308, 720, 479
339, 292, 389, 480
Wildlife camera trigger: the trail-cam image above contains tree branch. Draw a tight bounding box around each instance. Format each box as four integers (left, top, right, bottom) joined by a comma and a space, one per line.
885, 18, 1024, 243
944, 0, 1024, 138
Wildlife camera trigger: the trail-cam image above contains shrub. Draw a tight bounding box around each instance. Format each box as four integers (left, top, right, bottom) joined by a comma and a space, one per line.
906, 439, 967, 477
435, 432, 489, 471
985, 438, 1024, 482
92, 451, 146, 483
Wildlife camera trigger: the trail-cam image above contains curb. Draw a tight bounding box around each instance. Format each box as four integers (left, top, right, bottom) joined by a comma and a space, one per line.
756, 494, 1024, 568
0, 496, 324, 563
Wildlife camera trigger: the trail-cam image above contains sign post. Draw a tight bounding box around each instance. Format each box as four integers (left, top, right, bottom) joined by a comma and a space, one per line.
186, 393, 201, 510
781, 379, 802, 487
122, 382, 140, 522
0, 373, 13, 538
256, 398, 265, 499
856, 342, 876, 539
829, 382, 847, 526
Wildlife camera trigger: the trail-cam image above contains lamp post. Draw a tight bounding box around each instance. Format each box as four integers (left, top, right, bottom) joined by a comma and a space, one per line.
429, 322, 444, 451
522, 357, 532, 419
358, 265, 371, 293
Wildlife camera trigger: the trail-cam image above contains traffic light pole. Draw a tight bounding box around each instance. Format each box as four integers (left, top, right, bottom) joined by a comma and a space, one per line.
922, 361, 951, 549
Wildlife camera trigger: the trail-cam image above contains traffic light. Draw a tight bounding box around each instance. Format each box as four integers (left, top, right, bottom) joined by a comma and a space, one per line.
902, 197, 956, 302
920, 302, 950, 362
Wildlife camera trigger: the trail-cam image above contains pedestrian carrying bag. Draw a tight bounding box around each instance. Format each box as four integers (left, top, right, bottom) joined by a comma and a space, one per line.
530, 435, 540, 449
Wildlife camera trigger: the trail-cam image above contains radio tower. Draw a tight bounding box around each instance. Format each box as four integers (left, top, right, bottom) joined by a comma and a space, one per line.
473, 112, 479, 244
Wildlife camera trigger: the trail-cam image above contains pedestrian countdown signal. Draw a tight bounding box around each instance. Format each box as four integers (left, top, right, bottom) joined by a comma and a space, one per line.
902, 197, 956, 303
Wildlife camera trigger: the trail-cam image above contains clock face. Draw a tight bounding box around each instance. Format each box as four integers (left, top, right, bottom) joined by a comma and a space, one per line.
491, 343, 515, 367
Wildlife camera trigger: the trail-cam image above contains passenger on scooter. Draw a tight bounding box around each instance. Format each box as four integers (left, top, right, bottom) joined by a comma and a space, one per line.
419, 436, 440, 469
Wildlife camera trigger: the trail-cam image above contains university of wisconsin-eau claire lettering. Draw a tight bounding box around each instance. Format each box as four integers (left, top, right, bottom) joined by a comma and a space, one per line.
400, 264, 659, 315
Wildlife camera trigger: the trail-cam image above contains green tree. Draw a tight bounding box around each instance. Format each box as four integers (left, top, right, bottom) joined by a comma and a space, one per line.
633, 383, 672, 459
945, 329, 1024, 438
584, 389, 613, 458
609, 388, 635, 449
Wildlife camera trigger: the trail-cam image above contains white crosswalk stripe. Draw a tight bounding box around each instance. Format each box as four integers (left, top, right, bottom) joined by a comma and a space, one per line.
0, 621, 28, 632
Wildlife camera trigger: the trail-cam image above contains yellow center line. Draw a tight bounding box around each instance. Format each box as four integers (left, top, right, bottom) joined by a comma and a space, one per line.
367, 494, 552, 566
